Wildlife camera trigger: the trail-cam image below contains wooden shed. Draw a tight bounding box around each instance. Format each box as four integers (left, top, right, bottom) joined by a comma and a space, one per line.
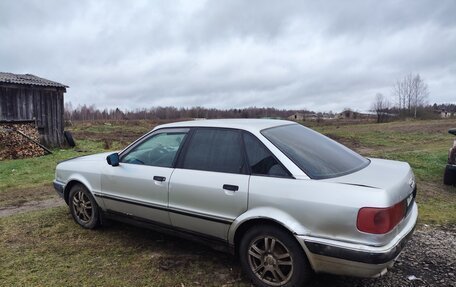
0, 72, 68, 147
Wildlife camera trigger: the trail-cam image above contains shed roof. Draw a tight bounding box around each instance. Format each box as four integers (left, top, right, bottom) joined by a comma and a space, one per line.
0, 72, 68, 88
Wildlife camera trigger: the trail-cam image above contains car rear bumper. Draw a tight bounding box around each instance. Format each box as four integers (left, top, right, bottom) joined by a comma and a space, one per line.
297, 202, 418, 278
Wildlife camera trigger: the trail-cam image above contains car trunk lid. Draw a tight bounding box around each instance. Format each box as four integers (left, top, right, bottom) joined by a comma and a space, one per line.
323, 158, 416, 206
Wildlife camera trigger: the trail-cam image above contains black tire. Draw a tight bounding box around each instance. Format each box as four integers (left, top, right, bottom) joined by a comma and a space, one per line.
444, 165, 456, 186
239, 225, 312, 287
68, 184, 100, 229
64, 130, 76, 147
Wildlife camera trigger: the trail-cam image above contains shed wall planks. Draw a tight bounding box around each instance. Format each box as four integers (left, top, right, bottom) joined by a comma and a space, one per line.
0, 85, 66, 147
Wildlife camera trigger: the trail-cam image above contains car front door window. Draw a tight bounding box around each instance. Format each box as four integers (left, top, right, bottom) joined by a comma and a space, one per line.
121, 132, 186, 167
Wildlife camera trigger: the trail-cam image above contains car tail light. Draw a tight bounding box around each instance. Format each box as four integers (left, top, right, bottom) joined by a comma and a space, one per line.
357, 201, 406, 234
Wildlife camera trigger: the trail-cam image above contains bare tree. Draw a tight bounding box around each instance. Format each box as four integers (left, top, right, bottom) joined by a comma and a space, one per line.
64, 102, 73, 121
411, 74, 429, 118
393, 73, 429, 118
371, 93, 390, 123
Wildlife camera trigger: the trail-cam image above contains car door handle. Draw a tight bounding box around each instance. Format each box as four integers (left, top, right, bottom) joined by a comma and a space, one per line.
153, 176, 166, 182
223, 184, 239, 191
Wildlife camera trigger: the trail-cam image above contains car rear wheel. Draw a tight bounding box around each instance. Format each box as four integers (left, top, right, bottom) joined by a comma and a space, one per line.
69, 184, 100, 229
239, 225, 312, 287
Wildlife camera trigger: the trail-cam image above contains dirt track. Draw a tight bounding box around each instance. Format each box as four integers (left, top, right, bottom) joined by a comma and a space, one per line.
0, 197, 64, 217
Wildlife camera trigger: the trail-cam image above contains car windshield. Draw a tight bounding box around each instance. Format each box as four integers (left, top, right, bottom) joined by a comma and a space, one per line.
261, 124, 370, 179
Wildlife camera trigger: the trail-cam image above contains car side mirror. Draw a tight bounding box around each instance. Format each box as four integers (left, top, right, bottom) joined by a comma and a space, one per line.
106, 153, 120, 166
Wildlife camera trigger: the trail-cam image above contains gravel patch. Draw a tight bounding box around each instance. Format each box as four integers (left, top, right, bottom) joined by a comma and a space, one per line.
307, 225, 456, 287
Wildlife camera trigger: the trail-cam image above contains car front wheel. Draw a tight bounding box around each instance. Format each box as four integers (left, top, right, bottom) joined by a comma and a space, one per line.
69, 184, 100, 229
239, 225, 312, 287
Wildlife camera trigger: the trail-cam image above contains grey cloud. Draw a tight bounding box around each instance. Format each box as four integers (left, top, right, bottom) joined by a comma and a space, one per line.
0, 0, 455, 112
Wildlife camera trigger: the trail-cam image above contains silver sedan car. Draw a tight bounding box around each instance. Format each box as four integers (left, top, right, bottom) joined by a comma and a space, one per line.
54, 119, 417, 287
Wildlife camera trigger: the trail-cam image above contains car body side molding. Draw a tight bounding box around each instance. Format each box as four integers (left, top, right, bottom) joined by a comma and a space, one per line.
103, 209, 233, 253
95, 194, 234, 225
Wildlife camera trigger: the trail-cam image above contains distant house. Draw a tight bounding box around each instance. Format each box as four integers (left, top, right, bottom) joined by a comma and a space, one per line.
337, 110, 377, 120
439, 110, 452, 118
288, 112, 320, 121
288, 113, 305, 121
0, 72, 68, 147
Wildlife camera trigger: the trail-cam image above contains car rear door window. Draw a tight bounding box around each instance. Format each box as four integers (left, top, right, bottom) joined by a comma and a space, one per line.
121, 132, 187, 167
181, 128, 245, 174
243, 132, 290, 177
262, 124, 370, 179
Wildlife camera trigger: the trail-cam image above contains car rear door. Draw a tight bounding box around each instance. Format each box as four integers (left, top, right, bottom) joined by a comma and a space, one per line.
168, 128, 249, 240
100, 128, 188, 225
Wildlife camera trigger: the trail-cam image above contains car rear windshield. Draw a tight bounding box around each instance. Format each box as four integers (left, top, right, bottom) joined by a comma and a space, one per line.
261, 124, 370, 179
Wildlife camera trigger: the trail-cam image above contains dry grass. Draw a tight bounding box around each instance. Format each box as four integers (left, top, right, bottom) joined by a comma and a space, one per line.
311, 119, 456, 225
1, 118, 455, 286
0, 184, 55, 208
0, 207, 245, 286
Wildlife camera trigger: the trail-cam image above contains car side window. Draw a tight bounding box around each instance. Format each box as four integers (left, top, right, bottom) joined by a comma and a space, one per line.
243, 132, 289, 177
181, 128, 245, 174
121, 132, 187, 167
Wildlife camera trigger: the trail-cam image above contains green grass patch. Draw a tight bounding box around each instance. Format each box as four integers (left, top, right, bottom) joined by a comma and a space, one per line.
379, 150, 448, 182
0, 207, 245, 286
418, 194, 456, 225
0, 140, 110, 192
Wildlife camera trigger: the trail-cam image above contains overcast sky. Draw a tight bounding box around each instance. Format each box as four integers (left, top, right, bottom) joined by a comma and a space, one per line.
1, 0, 455, 112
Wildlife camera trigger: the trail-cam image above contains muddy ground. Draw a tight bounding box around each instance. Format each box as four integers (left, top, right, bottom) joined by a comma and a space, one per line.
0, 197, 63, 217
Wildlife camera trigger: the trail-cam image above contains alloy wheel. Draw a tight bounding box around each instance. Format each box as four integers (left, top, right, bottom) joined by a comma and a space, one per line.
247, 236, 294, 286
72, 190, 93, 223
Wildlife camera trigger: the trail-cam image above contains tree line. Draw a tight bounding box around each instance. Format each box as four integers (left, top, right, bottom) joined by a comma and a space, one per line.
64, 72, 453, 123
63, 104, 312, 121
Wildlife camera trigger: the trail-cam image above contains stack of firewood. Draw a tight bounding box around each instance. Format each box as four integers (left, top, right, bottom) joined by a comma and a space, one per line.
0, 123, 45, 160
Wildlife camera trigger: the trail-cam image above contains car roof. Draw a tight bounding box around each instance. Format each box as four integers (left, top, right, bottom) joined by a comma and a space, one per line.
155, 118, 295, 133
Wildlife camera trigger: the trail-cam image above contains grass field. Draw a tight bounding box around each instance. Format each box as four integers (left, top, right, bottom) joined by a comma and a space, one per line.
0, 207, 243, 286
1, 118, 455, 286
310, 119, 456, 225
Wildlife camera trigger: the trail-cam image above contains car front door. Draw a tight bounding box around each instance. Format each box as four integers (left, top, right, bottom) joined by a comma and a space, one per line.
100, 128, 188, 225
168, 128, 250, 240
